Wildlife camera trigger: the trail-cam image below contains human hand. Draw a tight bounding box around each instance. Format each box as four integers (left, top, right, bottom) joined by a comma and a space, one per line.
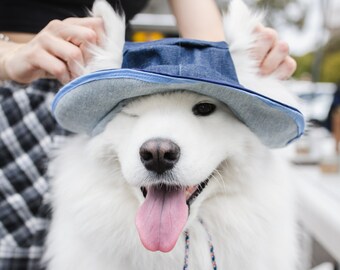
0, 17, 104, 84
251, 25, 297, 80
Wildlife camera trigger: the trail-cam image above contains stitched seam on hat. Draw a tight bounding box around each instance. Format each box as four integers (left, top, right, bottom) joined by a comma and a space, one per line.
179, 40, 182, 76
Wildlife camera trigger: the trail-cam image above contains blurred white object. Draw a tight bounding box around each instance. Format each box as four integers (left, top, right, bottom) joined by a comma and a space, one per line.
319, 136, 340, 174
130, 13, 177, 33
311, 262, 334, 270
296, 167, 340, 263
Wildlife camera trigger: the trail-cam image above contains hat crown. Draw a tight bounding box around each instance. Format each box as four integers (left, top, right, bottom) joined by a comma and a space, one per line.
122, 39, 240, 86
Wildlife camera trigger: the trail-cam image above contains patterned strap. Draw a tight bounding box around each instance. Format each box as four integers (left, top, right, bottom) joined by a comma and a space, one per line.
183, 219, 218, 270
183, 231, 190, 270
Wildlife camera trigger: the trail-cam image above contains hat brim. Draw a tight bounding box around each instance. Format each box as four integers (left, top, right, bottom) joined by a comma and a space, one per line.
52, 69, 304, 148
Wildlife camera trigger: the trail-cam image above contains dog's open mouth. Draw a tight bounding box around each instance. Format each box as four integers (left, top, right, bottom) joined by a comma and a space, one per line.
136, 179, 210, 253
140, 179, 209, 206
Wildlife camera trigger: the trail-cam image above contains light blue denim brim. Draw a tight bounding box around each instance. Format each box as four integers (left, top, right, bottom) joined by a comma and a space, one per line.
52, 69, 305, 148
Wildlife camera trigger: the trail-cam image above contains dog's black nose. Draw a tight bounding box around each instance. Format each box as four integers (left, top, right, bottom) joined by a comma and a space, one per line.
139, 138, 180, 174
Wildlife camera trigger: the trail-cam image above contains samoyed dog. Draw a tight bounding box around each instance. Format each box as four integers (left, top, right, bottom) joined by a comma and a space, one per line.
44, 0, 302, 269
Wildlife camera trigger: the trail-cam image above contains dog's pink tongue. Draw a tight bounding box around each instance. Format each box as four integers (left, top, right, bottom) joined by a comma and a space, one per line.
136, 186, 188, 252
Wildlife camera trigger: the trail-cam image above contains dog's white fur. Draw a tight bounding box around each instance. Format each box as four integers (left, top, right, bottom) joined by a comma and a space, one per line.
44, 1, 299, 269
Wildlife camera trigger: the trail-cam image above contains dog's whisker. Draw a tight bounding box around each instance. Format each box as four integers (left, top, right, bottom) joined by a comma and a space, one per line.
211, 172, 227, 194
214, 168, 228, 193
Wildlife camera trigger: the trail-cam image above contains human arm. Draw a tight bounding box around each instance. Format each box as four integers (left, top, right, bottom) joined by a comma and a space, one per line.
0, 17, 104, 84
168, 0, 225, 42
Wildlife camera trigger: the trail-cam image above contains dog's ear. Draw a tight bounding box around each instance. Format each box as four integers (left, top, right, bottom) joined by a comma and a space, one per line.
223, 0, 263, 77
83, 0, 126, 74
224, 0, 301, 111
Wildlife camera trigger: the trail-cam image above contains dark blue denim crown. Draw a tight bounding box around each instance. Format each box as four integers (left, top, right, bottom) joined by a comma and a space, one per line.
123, 39, 239, 86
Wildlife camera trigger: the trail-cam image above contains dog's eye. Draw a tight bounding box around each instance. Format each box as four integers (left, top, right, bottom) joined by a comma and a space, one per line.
192, 103, 216, 116
121, 111, 138, 118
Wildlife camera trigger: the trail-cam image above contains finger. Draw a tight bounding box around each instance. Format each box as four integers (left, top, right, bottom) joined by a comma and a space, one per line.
260, 41, 289, 76
251, 26, 278, 64
64, 17, 105, 45
272, 56, 297, 80
32, 50, 71, 84
47, 19, 98, 47
58, 25, 98, 66
65, 18, 106, 64
42, 35, 85, 78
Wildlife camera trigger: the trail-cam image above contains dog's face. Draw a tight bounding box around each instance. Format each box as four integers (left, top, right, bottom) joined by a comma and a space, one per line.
92, 91, 256, 253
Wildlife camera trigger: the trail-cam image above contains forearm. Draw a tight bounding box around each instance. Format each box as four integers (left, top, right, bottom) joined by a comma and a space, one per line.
169, 0, 225, 41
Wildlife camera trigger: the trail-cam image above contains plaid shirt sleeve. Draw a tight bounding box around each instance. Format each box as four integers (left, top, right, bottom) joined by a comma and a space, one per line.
0, 79, 68, 270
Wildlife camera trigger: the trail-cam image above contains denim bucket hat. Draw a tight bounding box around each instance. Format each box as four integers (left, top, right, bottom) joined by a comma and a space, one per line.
52, 38, 304, 148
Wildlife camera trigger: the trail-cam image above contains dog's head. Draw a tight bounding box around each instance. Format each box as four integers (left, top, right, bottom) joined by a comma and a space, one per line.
90, 90, 257, 252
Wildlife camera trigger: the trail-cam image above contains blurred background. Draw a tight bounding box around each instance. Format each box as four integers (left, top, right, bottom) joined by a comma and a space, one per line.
129, 1, 340, 270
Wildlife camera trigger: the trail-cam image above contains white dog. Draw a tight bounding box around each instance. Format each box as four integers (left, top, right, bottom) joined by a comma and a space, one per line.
44, 1, 301, 269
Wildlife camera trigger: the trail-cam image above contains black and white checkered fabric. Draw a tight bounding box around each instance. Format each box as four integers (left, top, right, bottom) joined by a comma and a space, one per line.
0, 79, 68, 270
